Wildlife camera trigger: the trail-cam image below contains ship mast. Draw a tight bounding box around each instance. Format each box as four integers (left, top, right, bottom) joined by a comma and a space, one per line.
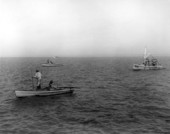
143, 47, 147, 64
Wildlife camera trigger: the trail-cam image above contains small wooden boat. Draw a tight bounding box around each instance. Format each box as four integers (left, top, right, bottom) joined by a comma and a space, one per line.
15, 87, 75, 98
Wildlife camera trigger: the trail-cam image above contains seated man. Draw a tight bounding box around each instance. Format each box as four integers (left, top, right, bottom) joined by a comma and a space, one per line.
47, 80, 57, 90
49, 80, 53, 89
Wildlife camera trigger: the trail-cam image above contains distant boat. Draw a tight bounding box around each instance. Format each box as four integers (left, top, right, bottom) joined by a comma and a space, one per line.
15, 87, 75, 98
41, 59, 63, 67
133, 48, 165, 71
53, 56, 60, 58
41, 63, 63, 67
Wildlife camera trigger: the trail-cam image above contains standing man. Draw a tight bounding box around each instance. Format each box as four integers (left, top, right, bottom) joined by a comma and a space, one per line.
33, 70, 42, 90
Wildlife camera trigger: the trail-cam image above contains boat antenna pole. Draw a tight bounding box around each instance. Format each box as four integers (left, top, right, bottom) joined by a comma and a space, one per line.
32, 76, 34, 90
40, 68, 43, 88
143, 47, 147, 64
31, 69, 34, 90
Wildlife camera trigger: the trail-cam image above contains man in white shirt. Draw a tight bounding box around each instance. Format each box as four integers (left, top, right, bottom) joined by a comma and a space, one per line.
33, 70, 42, 90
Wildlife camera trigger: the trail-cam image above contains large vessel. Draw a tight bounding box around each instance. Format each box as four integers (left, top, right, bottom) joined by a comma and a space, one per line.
133, 48, 164, 71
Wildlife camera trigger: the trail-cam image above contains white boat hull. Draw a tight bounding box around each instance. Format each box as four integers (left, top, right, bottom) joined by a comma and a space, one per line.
15, 88, 74, 97
133, 64, 164, 71
41, 64, 63, 67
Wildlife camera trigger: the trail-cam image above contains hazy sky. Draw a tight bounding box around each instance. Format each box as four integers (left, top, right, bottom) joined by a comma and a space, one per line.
0, 0, 170, 57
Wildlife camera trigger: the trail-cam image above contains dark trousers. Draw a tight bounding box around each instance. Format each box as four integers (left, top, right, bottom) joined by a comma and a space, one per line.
37, 85, 41, 90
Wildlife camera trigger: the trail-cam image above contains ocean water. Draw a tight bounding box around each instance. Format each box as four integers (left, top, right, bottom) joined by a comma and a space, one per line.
0, 57, 170, 134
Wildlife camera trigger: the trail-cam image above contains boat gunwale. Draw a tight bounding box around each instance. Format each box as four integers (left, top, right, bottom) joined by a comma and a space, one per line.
15, 88, 74, 97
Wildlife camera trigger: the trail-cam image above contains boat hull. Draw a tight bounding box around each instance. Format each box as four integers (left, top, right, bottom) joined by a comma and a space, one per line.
133, 64, 164, 71
41, 64, 63, 67
15, 88, 74, 97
